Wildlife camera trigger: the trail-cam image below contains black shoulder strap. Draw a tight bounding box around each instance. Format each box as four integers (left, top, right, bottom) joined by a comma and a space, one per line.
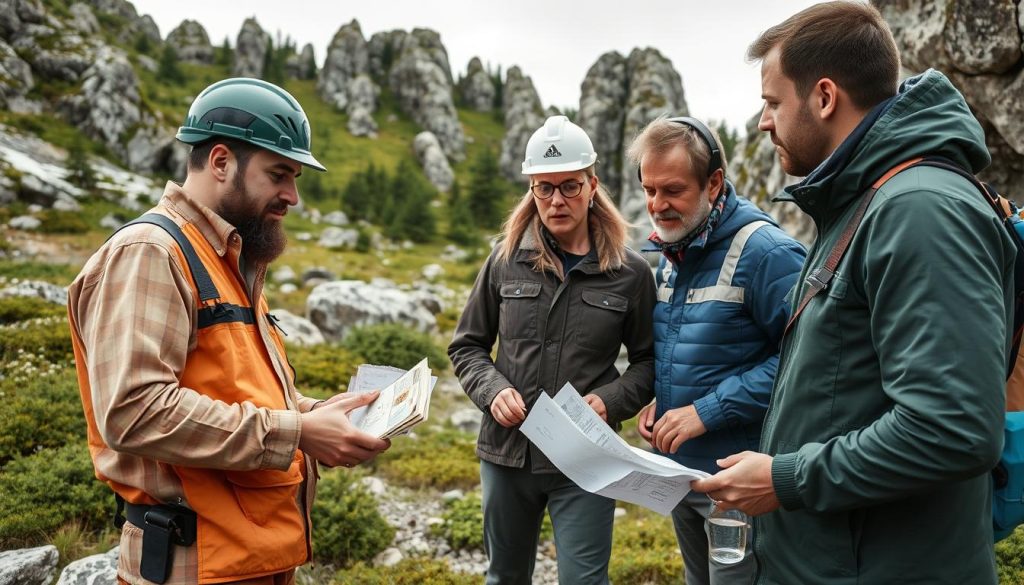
115, 213, 220, 303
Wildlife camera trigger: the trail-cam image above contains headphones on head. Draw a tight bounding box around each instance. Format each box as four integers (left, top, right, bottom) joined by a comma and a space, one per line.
636, 116, 722, 182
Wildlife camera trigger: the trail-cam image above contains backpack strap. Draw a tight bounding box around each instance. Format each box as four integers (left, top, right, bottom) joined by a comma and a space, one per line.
784, 158, 924, 339
115, 213, 221, 303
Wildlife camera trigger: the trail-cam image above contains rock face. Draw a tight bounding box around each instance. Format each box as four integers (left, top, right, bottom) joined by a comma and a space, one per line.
55, 546, 118, 585
318, 20, 379, 137
269, 309, 325, 346
576, 48, 688, 229
877, 0, 1024, 196
233, 17, 269, 78
59, 45, 140, 154
498, 66, 545, 182
730, 116, 813, 244
165, 19, 214, 65
0, 545, 59, 585
306, 280, 438, 341
369, 28, 465, 160
0, 38, 34, 111
577, 52, 629, 200
413, 131, 455, 191
285, 43, 315, 80
458, 56, 495, 111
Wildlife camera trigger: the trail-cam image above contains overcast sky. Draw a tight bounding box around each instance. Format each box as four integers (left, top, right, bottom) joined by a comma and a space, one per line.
131, 0, 821, 132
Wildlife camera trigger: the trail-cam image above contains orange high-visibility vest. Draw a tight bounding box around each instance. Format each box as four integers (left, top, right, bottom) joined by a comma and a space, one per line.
71, 209, 309, 582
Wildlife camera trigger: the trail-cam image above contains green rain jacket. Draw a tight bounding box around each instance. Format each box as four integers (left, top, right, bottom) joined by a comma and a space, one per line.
756, 70, 1016, 584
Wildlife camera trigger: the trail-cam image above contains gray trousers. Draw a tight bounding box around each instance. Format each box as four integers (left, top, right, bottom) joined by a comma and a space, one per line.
672, 490, 757, 585
480, 460, 615, 585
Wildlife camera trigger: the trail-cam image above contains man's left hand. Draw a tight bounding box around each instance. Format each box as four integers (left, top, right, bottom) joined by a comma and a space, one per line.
690, 451, 781, 516
652, 404, 706, 453
583, 394, 607, 422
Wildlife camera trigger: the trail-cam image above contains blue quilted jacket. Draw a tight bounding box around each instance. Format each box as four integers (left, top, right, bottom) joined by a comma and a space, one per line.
648, 182, 805, 473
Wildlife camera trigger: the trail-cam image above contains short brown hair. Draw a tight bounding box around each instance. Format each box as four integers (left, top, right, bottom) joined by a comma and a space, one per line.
747, 1, 900, 110
626, 116, 728, 189
187, 137, 259, 172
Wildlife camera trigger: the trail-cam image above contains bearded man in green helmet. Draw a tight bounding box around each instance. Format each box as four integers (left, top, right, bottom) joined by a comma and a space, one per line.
68, 78, 390, 585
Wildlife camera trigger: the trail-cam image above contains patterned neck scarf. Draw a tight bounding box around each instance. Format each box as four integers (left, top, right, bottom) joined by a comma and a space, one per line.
648, 190, 728, 265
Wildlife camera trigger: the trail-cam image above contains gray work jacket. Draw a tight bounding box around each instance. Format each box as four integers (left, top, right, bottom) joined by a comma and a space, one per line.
449, 227, 656, 472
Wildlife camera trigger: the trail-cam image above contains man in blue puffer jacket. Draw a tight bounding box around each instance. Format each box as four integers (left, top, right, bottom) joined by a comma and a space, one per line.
631, 116, 805, 585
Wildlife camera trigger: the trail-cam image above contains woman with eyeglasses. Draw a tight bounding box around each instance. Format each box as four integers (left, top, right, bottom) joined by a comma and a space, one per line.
448, 115, 656, 585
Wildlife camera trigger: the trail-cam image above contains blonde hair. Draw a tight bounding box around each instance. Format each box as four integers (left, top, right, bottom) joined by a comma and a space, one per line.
496, 166, 628, 274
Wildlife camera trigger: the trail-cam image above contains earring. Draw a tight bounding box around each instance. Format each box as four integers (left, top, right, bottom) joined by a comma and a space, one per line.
589, 198, 595, 209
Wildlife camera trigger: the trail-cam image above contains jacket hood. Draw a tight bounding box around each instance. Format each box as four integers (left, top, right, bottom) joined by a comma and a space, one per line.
776, 69, 990, 224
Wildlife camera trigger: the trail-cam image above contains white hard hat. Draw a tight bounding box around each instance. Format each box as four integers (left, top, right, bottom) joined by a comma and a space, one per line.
521, 115, 598, 175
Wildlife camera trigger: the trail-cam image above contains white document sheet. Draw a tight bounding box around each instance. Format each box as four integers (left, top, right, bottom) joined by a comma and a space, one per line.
521, 387, 710, 516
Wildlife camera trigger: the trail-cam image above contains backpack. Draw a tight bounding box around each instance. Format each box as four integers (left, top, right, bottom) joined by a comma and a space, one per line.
784, 155, 1024, 542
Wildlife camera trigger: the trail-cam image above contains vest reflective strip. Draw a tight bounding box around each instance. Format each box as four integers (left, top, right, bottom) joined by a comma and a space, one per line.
685, 220, 769, 304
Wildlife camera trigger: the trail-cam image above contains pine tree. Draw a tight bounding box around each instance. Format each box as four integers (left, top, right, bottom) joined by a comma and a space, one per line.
304, 48, 317, 79
302, 172, 325, 202
216, 37, 232, 69
467, 148, 504, 229
158, 45, 185, 84
392, 167, 437, 243
384, 159, 418, 228
66, 136, 97, 192
340, 168, 372, 221
447, 180, 477, 245
134, 33, 152, 55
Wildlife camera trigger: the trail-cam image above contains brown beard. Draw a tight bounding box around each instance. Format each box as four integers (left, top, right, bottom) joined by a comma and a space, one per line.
217, 173, 288, 265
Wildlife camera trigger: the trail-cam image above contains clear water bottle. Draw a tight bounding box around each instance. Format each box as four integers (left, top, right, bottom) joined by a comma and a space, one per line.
707, 503, 749, 565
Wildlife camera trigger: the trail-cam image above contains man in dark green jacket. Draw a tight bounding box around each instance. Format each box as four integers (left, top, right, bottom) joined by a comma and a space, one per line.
691, 2, 1015, 583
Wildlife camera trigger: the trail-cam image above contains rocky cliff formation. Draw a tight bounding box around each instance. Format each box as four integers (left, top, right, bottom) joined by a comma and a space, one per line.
318, 20, 378, 137
0, 0, 185, 177
876, 0, 1024, 196
369, 28, 465, 160
233, 17, 269, 78
165, 19, 214, 65
577, 47, 689, 230
498, 66, 545, 182
458, 57, 495, 112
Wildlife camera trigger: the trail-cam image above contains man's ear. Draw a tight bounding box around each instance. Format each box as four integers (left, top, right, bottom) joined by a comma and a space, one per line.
814, 78, 840, 121
707, 168, 724, 202
208, 143, 233, 184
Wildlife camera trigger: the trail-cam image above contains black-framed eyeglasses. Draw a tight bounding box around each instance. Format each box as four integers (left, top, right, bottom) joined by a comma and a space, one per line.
530, 180, 585, 199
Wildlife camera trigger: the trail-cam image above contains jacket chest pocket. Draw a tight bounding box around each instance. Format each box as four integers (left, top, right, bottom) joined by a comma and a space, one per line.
499, 281, 542, 340
577, 289, 628, 350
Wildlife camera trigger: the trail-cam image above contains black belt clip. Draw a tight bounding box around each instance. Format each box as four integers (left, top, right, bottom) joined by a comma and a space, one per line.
138, 503, 197, 584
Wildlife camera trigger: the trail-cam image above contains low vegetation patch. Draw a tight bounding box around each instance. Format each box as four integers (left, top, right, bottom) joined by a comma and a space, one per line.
372, 427, 478, 490
342, 323, 448, 371
311, 469, 395, 567
332, 559, 482, 585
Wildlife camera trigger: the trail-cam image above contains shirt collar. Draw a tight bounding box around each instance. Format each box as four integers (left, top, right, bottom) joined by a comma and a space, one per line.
158, 181, 238, 257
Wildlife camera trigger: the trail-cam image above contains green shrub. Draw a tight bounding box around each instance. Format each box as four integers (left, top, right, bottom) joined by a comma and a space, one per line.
37, 210, 90, 234
332, 559, 482, 585
373, 428, 478, 490
436, 492, 483, 550
343, 323, 447, 371
608, 505, 683, 584
0, 316, 74, 364
0, 443, 111, 548
0, 296, 66, 324
286, 342, 359, 395
998, 526, 1024, 584
0, 368, 86, 464
311, 469, 395, 567
0, 259, 79, 283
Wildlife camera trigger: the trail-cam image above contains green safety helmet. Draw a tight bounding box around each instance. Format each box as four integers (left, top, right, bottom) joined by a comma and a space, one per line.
176, 78, 326, 171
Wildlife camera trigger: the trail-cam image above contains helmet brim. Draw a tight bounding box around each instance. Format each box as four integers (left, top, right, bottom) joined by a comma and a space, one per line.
522, 161, 592, 175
